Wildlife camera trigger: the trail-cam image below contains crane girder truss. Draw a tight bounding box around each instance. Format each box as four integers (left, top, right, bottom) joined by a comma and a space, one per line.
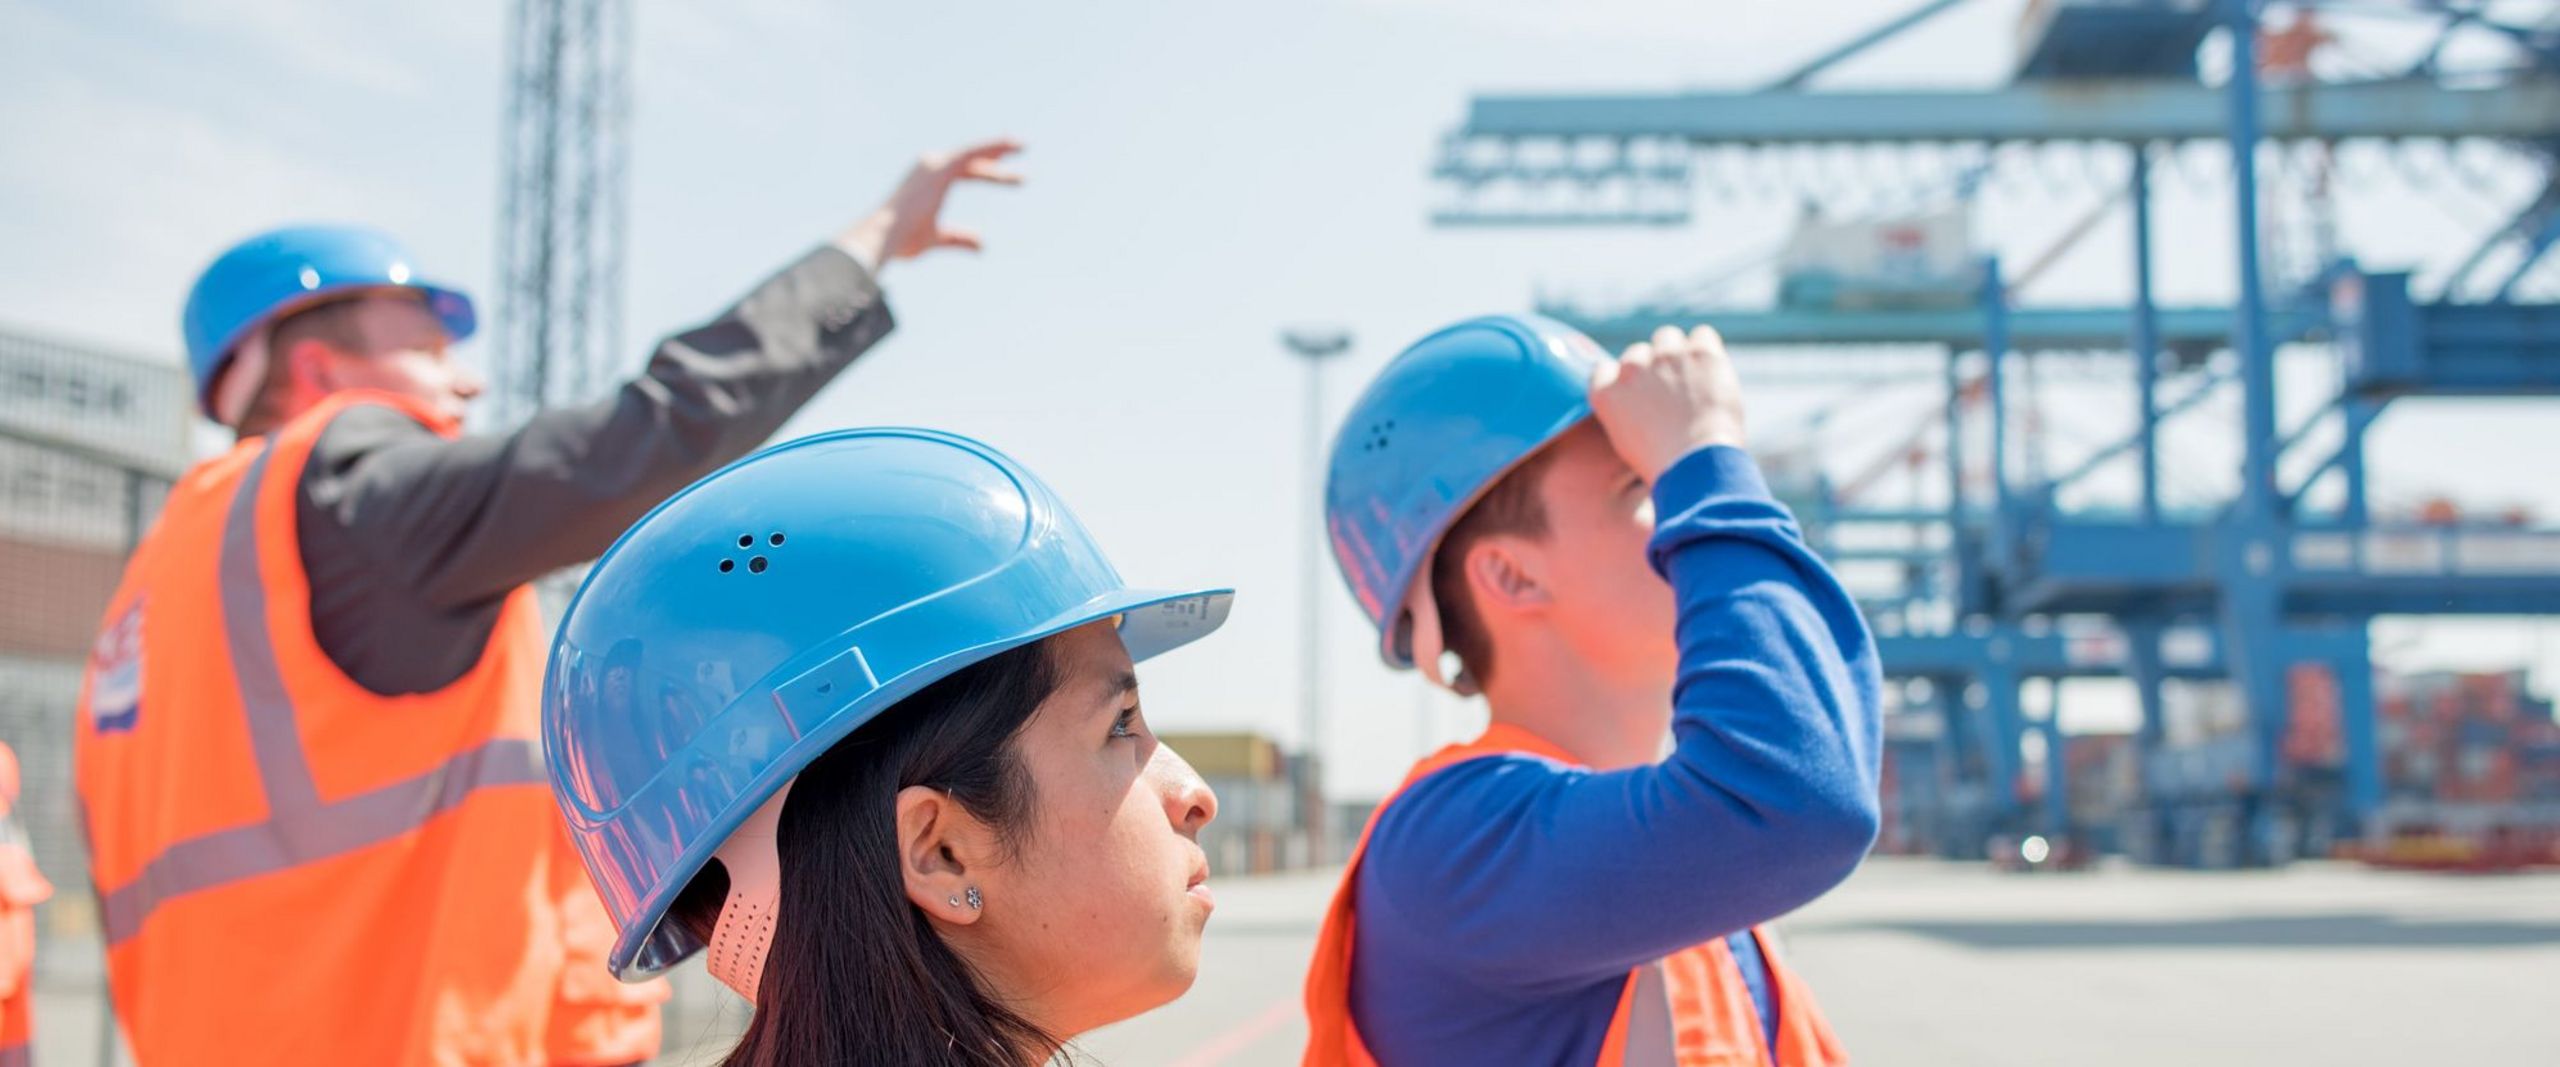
1433, 79, 2560, 226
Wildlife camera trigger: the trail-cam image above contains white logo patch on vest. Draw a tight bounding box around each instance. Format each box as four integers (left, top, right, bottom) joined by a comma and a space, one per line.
89, 600, 145, 733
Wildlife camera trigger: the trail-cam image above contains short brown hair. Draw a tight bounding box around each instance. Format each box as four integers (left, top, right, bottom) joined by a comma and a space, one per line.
1427, 443, 1565, 689
235, 296, 375, 435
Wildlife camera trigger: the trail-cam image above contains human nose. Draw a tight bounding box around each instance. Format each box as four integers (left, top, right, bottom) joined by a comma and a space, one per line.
1148, 743, 1218, 837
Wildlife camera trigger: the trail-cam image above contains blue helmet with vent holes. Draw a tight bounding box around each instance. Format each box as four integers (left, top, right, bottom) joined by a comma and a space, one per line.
543, 427, 1232, 981
1323, 314, 1609, 690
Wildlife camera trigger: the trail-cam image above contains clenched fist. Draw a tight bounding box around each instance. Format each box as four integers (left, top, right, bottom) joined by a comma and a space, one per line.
1588, 324, 1747, 483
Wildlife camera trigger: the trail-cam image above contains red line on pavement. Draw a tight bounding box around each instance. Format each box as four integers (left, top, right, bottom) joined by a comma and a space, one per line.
1164, 997, 1298, 1067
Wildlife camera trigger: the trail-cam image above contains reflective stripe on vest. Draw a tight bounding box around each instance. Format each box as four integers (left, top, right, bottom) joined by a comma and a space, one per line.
92, 442, 543, 946
1301, 723, 1848, 1067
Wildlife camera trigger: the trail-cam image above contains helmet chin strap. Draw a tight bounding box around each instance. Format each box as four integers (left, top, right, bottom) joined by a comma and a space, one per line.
1401, 566, 1482, 698
703, 780, 792, 1003
210, 327, 272, 431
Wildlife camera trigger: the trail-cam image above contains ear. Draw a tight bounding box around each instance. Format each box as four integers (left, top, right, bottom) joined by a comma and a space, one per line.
281, 335, 341, 398
1461, 536, 1551, 618
894, 784, 993, 926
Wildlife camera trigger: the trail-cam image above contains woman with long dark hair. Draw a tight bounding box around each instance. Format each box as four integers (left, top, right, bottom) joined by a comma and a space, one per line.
543, 428, 1233, 1065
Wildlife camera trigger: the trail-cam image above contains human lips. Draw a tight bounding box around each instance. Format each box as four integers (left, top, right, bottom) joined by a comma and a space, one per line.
1185, 860, 1214, 910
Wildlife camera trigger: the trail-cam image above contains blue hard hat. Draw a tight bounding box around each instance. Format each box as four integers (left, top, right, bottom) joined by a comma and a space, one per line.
543, 427, 1234, 981
1324, 314, 1610, 674
181, 224, 476, 418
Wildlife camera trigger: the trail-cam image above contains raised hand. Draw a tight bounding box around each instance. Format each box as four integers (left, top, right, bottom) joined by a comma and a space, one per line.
836, 139, 1025, 272
1587, 324, 1747, 483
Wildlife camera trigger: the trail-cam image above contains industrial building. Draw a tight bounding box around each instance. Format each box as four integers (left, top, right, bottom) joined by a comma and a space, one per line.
0, 326, 191, 940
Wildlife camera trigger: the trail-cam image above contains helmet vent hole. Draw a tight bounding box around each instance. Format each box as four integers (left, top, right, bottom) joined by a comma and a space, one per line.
816, 681, 833, 695
717, 559, 735, 573
737, 534, 754, 549
748, 556, 769, 574
768, 532, 786, 546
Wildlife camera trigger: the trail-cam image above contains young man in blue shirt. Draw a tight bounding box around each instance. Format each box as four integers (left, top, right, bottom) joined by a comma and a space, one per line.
1305, 317, 1881, 1066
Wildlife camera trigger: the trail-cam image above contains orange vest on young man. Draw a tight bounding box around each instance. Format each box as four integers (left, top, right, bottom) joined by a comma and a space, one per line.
1303, 724, 1847, 1067
73, 391, 665, 1067
0, 742, 49, 1067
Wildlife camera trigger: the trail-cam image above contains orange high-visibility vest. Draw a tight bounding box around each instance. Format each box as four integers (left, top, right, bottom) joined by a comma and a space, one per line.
0, 842, 36, 1067
1303, 723, 1848, 1067
0, 743, 44, 1067
73, 391, 665, 1067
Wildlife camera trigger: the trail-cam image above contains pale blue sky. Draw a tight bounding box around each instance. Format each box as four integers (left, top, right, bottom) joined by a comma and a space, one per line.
6, 0, 2556, 796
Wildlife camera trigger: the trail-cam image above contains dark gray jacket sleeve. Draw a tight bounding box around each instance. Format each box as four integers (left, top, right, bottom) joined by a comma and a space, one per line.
294, 246, 891, 694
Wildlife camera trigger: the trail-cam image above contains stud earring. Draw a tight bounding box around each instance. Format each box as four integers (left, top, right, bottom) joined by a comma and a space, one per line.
947, 894, 962, 908
964, 886, 983, 911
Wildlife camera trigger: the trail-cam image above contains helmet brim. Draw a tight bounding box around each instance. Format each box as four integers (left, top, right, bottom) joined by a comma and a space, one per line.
193, 280, 478, 418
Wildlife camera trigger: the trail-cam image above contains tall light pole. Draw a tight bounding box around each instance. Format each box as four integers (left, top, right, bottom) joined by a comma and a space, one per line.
1282, 326, 1350, 864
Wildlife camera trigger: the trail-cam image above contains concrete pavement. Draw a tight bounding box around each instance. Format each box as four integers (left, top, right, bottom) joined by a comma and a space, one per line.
36, 858, 2559, 1065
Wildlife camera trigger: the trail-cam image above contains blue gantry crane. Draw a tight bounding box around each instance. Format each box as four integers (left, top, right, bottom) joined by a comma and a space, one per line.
1432, 0, 2560, 866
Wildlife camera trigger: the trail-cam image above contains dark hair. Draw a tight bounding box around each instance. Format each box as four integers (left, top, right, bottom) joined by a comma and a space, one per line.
236, 296, 375, 435
1429, 443, 1565, 689
669, 639, 1064, 1067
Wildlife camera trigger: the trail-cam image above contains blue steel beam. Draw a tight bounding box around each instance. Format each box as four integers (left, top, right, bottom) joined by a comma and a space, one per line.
1455, 79, 2560, 147
1543, 302, 2323, 352
2009, 570, 2560, 616
2044, 367, 2230, 494
1984, 260, 2017, 565
1943, 347, 1975, 613
2406, 0, 2560, 70
2039, 715, 2068, 839
2341, 272, 2560, 395
1982, 663, 2026, 818
2130, 143, 2164, 524
2444, 183, 2560, 298
2125, 620, 2174, 859
1833, 507, 1963, 524
2228, 0, 2279, 526
1828, 546, 1950, 565
2310, 623, 2384, 824
2218, 0, 2290, 868
2492, 207, 2560, 302
2281, 391, 2380, 521
1879, 628, 2225, 679
2015, 0, 2212, 81
1993, 517, 2560, 616
2341, 400, 2375, 525
1432, 209, 1693, 228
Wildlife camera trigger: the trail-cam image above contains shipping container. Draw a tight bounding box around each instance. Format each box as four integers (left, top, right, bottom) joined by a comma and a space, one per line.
1775, 207, 1983, 312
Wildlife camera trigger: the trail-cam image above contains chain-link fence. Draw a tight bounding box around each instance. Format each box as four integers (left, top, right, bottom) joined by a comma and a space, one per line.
1, 324, 192, 1066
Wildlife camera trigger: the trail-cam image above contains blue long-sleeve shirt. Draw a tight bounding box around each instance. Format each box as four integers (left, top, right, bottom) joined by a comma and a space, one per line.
1347, 445, 1883, 1066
